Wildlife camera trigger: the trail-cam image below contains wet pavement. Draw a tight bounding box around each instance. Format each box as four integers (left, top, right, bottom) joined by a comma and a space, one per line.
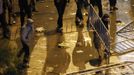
1, 0, 134, 75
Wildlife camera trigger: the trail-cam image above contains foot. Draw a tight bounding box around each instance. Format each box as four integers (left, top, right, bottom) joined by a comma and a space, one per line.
56, 28, 63, 33
18, 62, 29, 69
22, 62, 29, 68
12, 20, 16, 24
104, 50, 111, 59
76, 19, 84, 27
32, 10, 38, 12
113, 7, 118, 10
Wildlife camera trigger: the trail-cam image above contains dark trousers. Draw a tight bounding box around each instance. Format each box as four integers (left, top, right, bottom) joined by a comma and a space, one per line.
30, 0, 36, 11
109, 0, 117, 7
7, 1, 16, 25
18, 40, 30, 63
54, 0, 67, 29
0, 14, 9, 37
19, 0, 32, 26
90, 0, 103, 17
76, 0, 89, 20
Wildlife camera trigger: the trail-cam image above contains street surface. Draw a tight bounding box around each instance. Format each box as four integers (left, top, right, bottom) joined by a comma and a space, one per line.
0, 0, 134, 75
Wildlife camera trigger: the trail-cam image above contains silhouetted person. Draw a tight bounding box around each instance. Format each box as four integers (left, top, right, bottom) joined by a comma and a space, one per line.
90, 0, 103, 17
54, 0, 69, 33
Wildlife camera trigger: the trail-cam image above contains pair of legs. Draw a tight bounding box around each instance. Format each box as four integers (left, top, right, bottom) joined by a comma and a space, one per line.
19, 0, 32, 27
90, 0, 103, 17
75, 0, 89, 26
54, 0, 67, 32
17, 40, 30, 66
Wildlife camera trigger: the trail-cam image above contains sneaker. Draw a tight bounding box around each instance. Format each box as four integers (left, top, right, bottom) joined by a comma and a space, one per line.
12, 20, 16, 24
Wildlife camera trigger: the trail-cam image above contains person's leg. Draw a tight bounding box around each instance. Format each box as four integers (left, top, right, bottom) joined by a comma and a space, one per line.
90, 0, 96, 6
31, 0, 37, 12
113, 0, 118, 10
57, 2, 66, 29
54, 1, 67, 32
19, 0, 26, 27
76, 1, 83, 21
21, 40, 30, 65
8, 6, 12, 25
97, 0, 103, 17
54, 1, 61, 29
24, 0, 32, 19
76, 0, 84, 26
0, 14, 10, 38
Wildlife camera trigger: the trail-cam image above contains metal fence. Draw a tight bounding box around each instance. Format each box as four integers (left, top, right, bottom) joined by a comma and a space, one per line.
67, 61, 134, 75
117, 21, 134, 39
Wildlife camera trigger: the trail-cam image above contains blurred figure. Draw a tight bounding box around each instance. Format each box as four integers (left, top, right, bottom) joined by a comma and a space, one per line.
17, 19, 34, 68
109, 0, 118, 12
54, 0, 69, 33
93, 14, 110, 65
0, 0, 10, 38
18, 0, 32, 27
75, 0, 89, 27
90, 0, 103, 17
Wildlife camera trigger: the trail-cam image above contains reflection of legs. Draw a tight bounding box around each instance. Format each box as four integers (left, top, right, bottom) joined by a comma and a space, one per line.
19, 0, 32, 27
17, 48, 24, 58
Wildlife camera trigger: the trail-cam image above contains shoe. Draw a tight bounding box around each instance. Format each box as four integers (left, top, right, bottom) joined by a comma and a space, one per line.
32, 10, 38, 12
95, 71, 103, 74
76, 20, 84, 27
12, 20, 16, 24
56, 28, 63, 33
113, 7, 118, 10
104, 50, 111, 59
22, 63, 29, 68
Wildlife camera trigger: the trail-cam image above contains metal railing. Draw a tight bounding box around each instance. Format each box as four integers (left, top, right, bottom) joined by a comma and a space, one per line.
67, 61, 134, 75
